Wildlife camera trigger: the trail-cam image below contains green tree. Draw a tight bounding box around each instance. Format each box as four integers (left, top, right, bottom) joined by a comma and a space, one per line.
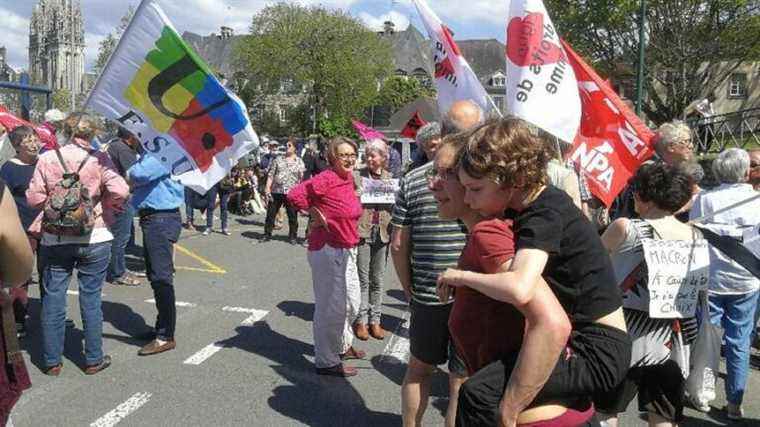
52, 89, 71, 111
546, 0, 760, 123
94, 6, 135, 75
375, 75, 435, 113
234, 3, 393, 134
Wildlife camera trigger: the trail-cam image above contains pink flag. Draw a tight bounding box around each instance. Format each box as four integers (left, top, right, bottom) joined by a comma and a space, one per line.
504, 0, 581, 142
412, 0, 492, 115
563, 41, 655, 206
0, 106, 57, 149
351, 119, 386, 141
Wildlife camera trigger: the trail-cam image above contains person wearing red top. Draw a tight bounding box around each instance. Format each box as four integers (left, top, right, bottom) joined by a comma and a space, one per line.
287, 137, 365, 377
429, 138, 595, 427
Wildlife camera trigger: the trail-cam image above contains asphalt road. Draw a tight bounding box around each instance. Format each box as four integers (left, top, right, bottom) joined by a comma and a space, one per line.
8, 212, 760, 426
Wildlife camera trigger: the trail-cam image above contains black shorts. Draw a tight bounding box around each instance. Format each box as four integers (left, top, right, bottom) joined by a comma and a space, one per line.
456, 323, 632, 426
595, 360, 685, 422
409, 300, 466, 375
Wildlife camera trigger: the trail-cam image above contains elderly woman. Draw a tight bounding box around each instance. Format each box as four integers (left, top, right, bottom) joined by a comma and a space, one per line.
601, 162, 701, 427
27, 113, 129, 376
611, 120, 703, 221
287, 137, 365, 377
352, 139, 393, 341
690, 148, 760, 420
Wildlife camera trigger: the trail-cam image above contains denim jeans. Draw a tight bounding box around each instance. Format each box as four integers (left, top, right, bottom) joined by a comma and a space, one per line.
355, 237, 388, 324
107, 202, 136, 281
709, 290, 760, 405
140, 210, 182, 340
40, 241, 111, 367
205, 187, 231, 230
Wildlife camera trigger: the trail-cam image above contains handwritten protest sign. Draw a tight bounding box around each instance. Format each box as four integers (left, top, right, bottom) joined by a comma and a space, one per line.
642, 239, 709, 319
743, 224, 760, 260
361, 177, 399, 204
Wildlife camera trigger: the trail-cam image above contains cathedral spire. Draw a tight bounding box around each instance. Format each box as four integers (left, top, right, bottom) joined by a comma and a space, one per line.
28, 0, 85, 99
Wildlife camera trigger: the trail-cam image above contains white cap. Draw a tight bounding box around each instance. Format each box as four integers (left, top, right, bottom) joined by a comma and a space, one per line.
44, 109, 66, 123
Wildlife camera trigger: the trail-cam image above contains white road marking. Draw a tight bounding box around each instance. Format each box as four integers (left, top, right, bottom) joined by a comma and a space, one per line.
222, 306, 269, 325
90, 392, 151, 427
183, 343, 225, 365
183, 308, 269, 365
381, 309, 411, 364
144, 299, 196, 308
241, 310, 269, 326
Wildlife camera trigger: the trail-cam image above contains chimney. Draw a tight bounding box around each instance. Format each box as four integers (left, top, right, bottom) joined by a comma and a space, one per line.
220, 26, 234, 40
383, 21, 395, 35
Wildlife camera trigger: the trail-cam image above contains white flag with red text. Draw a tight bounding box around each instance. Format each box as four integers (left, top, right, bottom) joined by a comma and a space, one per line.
504, 0, 580, 142
412, 0, 492, 115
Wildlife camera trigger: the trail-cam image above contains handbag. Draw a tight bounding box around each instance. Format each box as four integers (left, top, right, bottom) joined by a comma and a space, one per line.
0, 289, 31, 425
684, 292, 720, 409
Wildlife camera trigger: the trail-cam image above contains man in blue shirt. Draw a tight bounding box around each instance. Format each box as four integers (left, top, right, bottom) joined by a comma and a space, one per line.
127, 154, 184, 356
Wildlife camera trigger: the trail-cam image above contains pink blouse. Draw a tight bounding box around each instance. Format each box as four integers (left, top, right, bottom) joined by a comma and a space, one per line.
287, 169, 362, 251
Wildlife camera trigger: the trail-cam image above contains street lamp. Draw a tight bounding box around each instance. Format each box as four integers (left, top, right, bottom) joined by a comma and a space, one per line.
635, 0, 647, 117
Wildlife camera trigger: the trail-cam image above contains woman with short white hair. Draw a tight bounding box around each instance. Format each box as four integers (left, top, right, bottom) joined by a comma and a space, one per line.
690, 148, 760, 420
352, 139, 393, 341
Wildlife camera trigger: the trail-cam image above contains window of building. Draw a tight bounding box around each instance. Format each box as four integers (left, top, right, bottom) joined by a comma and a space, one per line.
728, 73, 748, 99
491, 73, 506, 88
395, 69, 408, 79
277, 105, 287, 123
492, 95, 505, 113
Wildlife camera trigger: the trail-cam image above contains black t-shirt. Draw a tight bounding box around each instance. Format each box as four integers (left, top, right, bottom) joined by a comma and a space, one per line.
508, 185, 621, 324
107, 139, 139, 177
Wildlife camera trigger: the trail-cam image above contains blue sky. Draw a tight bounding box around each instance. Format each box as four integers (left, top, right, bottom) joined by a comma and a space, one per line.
0, 0, 509, 72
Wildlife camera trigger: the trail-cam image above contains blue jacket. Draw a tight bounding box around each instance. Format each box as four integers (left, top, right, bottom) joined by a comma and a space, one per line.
127, 155, 184, 210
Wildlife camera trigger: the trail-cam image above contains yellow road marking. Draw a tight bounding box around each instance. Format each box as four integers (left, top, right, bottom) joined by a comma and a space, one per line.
174, 244, 227, 274
175, 266, 226, 274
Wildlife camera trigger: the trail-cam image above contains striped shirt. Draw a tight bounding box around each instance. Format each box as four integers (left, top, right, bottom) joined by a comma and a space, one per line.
391, 162, 467, 305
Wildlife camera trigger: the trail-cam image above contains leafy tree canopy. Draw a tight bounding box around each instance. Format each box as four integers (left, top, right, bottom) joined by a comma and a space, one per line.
234, 3, 394, 133
546, 0, 760, 123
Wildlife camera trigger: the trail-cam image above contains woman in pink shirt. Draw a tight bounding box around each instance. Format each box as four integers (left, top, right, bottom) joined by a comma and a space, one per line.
287, 137, 365, 377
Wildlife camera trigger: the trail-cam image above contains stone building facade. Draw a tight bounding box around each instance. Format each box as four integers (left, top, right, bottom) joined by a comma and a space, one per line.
28, 0, 85, 93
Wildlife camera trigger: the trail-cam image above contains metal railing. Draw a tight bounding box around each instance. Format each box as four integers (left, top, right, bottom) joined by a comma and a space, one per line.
686, 107, 760, 153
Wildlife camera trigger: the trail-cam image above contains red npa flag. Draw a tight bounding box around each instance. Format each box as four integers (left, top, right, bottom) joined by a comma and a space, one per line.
0, 106, 57, 149
563, 41, 656, 206
400, 111, 428, 139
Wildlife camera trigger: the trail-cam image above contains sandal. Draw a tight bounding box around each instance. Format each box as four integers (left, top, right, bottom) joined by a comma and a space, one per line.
44, 363, 63, 376
112, 274, 141, 287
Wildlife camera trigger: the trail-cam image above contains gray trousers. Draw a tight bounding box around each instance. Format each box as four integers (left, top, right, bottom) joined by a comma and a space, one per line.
355, 238, 388, 325
307, 245, 360, 368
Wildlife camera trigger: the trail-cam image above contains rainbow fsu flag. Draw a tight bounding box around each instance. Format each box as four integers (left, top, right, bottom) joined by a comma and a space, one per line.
86, 0, 258, 193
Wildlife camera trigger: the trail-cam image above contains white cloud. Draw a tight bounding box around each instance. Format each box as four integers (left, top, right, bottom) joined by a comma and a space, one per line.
0, 7, 31, 71
359, 10, 410, 32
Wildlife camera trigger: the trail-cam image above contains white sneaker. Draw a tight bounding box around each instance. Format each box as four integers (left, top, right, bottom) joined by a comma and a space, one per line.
202, 229, 210, 236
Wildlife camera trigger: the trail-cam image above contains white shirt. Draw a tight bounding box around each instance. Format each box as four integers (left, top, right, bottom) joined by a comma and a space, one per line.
690, 183, 760, 294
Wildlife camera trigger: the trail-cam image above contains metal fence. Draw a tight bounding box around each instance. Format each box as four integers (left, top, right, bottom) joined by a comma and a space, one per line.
686, 107, 760, 153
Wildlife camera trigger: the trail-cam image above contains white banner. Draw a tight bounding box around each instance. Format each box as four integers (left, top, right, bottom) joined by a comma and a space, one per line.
86, 0, 259, 193
412, 0, 492, 115
642, 239, 710, 319
504, 0, 581, 142
360, 177, 399, 204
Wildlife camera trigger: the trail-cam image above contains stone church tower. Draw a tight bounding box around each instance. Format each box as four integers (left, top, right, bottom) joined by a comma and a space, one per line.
28, 0, 85, 93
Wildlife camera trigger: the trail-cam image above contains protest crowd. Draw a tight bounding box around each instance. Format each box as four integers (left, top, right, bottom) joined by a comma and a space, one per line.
1, 1, 760, 426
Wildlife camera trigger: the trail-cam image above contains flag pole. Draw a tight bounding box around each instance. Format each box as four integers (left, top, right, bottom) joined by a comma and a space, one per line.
81, 0, 151, 112
487, 95, 504, 118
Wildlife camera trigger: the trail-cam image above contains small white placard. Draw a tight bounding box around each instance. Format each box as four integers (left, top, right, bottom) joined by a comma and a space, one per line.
642, 239, 710, 319
361, 177, 399, 204
743, 223, 760, 260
